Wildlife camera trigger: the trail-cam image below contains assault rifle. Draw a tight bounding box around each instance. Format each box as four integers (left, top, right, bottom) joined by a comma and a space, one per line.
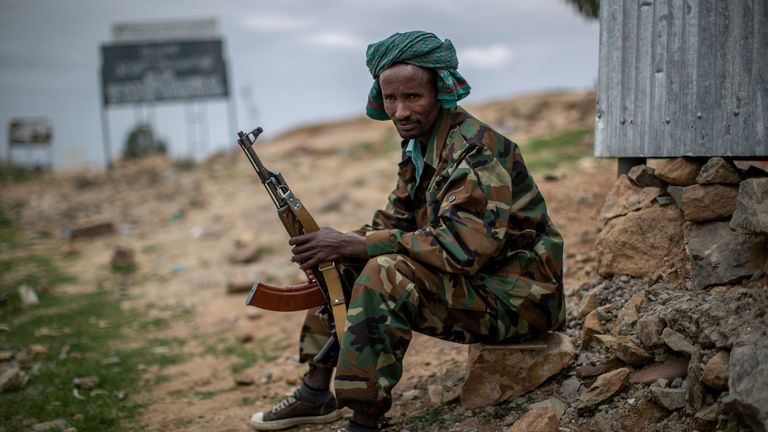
236, 127, 347, 353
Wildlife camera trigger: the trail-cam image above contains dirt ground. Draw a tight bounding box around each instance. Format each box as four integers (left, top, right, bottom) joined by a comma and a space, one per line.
3, 91, 617, 431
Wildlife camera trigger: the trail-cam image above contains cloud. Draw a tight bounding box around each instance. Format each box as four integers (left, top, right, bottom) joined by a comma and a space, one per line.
459, 44, 515, 69
241, 14, 311, 32
305, 31, 365, 51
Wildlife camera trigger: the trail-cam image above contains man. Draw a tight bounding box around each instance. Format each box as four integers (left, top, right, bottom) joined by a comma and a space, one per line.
250, 30, 564, 432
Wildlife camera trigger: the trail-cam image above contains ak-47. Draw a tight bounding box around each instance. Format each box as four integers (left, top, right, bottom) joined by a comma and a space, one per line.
236, 127, 347, 348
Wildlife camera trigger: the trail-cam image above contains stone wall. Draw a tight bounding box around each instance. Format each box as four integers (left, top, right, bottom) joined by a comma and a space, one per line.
596, 157, 768, 289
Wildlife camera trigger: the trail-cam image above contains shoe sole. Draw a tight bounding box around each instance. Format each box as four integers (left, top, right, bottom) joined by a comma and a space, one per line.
250, 410, 343, 431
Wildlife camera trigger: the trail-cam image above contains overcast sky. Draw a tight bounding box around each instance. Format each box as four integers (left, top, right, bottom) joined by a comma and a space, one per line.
0, 0, 599, 170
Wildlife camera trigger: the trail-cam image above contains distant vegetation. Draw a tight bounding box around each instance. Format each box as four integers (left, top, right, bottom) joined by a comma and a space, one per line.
122, 123, 167, 160
563, 0, 599, 19
520, 127, 595, 175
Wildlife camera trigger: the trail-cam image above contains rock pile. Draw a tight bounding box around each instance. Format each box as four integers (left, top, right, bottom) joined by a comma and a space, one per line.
596, 157, 768, 288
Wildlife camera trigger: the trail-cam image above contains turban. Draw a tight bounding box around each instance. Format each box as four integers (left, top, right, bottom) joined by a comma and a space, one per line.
365, 31, 471, 120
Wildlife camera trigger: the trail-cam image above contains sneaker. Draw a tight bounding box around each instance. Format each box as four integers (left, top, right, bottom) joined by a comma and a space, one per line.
250, 389, 343, 430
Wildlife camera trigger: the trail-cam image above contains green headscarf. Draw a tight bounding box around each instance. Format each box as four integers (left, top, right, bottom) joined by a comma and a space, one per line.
365, 31, 471, 120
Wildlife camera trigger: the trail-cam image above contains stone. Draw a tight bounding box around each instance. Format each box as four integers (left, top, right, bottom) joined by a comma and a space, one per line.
635, 314, 665, 348
702, 350, 729, 391
612, 291, 646, 336
596, 205, 685, 278
577, 288, 599, 317
650, 383, 687, 410
17, 284, 39, 307
427, 384, 444, 405
733, 160, 768, 176
630, 357, 689, 384
575, 357, 625, 379
694, 403, 719, 423
581, 305, 611, 348
559, 376, 582, 398
72, 376, 98, 389
28, 344, 49, 355
30, 419, 72, 432
627, 164, 664, 188
687, 222, 768, 289
0, 351, 14, 361
723, 339, 768, 431
110, 245, 136, 272
460, 332, 574, 409
619, 399, 668, 432
730, 178, 768, 235
0, 365, 22, 392
655, 158, 702, 186
505, 406, 559, 432
229, 243, 263, 264
679, 184, 739, 222
696, 157, 741, 185
596, 175, 662, 225
661, 328, 695, 355
667, 185, 684, 209
575, 367, 631, 413
233, 374, 254, 386
528, 397, 567, 420
226, 275, 254, 294
594, 335, 653, 366
688, 349, 705, 411
69, 220, 115, 240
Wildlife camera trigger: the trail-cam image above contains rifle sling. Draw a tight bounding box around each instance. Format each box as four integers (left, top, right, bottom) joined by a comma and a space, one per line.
293, 206, 347, 346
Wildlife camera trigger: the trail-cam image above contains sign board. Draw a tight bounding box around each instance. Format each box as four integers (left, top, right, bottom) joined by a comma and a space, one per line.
112, 19, 218, 42
9, 117, 53, 146
101, 39, 229, 105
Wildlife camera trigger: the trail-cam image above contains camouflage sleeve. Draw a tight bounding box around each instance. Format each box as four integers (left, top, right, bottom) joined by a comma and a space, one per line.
365, 147, 511, 274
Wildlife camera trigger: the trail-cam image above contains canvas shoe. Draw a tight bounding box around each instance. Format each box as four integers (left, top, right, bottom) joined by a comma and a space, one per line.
250, 389, 342, 430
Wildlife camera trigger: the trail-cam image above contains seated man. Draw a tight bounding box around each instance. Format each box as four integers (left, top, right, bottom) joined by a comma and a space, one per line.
250, 30, 564, 432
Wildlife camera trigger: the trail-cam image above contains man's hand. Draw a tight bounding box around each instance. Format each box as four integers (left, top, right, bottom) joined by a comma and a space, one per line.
289, 227, 368, 271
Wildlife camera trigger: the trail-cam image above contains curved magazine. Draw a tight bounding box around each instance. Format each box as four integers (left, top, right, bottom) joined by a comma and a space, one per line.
245, 281, 326, 312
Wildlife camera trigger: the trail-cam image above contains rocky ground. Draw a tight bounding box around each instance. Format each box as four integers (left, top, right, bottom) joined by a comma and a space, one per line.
2, 90, 766, 432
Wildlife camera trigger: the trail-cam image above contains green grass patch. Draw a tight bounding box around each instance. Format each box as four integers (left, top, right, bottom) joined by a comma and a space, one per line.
0, 164, 46, 184
520, 127, 594, 175
402, 404, 450, 429
0, 210, 184, 431
204, 337, 279, 374
0, 289, 183, 431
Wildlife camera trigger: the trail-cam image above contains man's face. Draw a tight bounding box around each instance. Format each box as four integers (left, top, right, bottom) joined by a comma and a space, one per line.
379, 63, 441, 143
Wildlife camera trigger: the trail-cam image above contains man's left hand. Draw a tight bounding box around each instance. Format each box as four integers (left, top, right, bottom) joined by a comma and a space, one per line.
289, 227, 368, 270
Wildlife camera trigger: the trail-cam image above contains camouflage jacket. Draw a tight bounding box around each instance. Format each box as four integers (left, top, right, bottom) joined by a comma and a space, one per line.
357, 106, 565, 331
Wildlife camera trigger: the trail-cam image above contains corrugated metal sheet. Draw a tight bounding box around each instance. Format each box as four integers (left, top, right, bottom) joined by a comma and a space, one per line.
595, 0, 768, 157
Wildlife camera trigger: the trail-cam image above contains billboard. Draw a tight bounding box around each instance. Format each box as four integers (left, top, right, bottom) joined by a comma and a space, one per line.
9, 117, 53, 146
101, 39, 229, 105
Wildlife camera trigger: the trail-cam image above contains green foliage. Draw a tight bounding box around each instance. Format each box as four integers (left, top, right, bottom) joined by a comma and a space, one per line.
403, 404, 450, 428
562, 0, 599, 19
122, 123, 167, 159
520, 127, 594, 175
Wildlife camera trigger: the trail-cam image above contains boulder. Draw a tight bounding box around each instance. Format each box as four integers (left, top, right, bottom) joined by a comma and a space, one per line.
655, 158, 702, 186
596, 175, 661, 225
505, 406, 559, 432
678, 184, 739, 222
461, 332, 574, 409
0, 365, 22, 393
730, 178, 768, 235
686, 222, 768, 289
575, 367, 631, 413
596, 205, 685, 278
724, 340, 768, 431
627, 164, 664, 188
696, 157, 741, 185
702, 350, 729, 391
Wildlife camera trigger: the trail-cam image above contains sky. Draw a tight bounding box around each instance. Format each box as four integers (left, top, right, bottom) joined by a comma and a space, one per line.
0, 0, 599, 170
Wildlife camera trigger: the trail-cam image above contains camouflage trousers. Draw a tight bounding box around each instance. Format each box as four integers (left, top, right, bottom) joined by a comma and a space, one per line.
298, 254, 538, 417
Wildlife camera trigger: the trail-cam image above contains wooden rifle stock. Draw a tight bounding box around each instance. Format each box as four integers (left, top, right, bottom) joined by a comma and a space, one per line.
246, 281, 326, 311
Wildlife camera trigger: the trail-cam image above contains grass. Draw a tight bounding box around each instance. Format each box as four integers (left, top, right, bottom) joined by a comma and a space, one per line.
402, 404, 451, 429
0, 209, 183, 432
520, 127, 594, 175
204, 337, 279, 374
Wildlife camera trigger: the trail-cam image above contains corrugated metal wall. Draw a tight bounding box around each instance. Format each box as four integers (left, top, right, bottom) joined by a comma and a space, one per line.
595, 0, 768, 157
